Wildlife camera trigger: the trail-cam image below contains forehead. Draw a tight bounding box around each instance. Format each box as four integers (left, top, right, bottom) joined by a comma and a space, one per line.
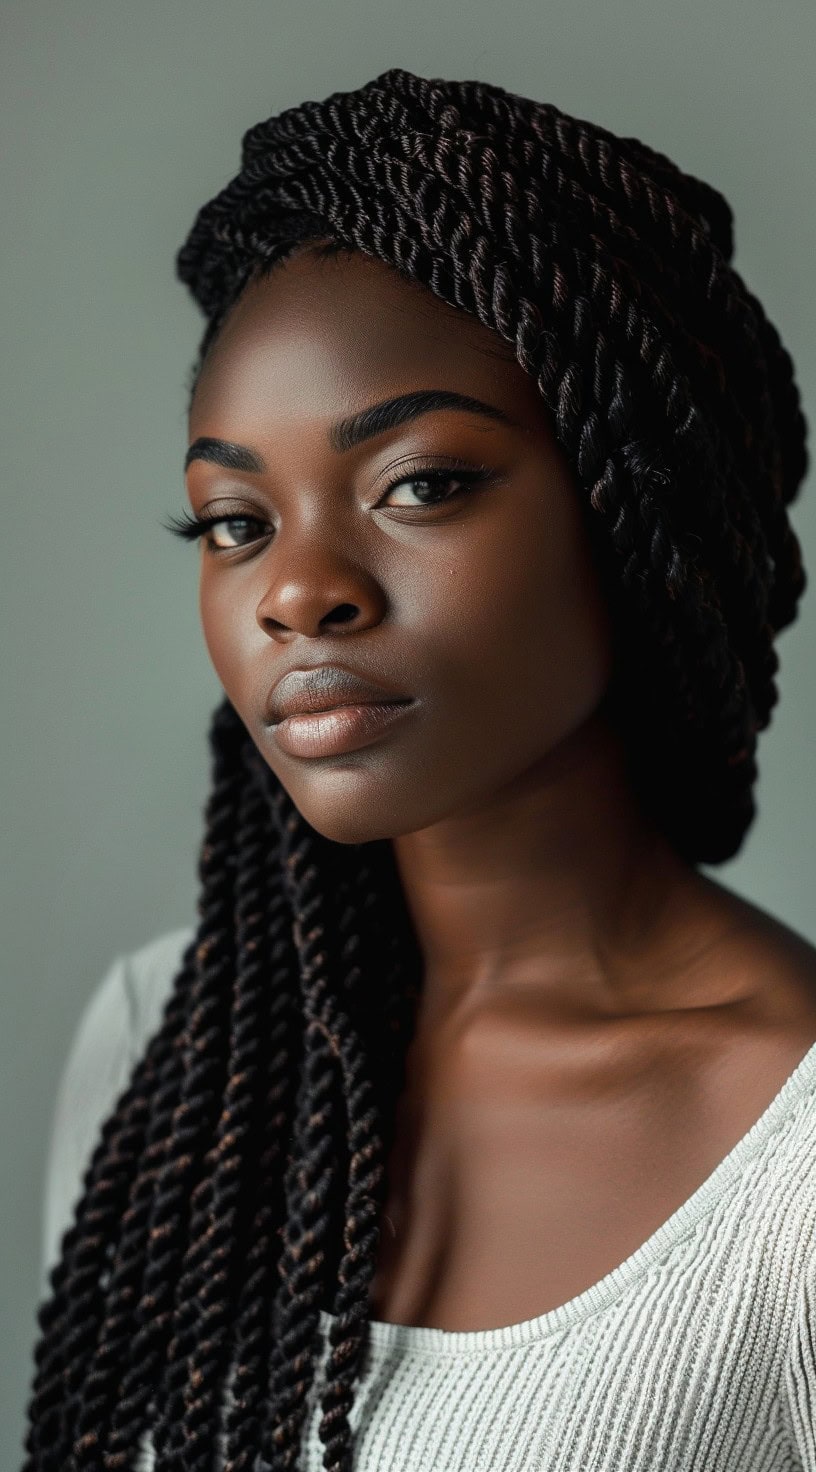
188, 247, 545, 436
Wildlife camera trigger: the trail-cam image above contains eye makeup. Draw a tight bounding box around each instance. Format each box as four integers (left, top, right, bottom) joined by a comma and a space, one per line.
163, 459, 496, 552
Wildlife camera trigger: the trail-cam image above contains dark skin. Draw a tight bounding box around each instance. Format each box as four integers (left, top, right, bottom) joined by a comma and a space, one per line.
185, 244, 816, 1331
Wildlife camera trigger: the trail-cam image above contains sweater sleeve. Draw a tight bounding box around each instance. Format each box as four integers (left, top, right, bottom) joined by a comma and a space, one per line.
38, 950, 138, 1301
783, 1242, 816, 1469
38, 924, 197, 1304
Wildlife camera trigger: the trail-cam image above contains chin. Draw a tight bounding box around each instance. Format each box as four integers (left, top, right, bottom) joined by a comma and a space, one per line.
286, 778, 429, 847
296, 804, 404, 847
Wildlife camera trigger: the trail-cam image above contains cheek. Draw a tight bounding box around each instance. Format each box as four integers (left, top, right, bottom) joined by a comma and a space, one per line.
198, 572, 255, 709
411, 509, 615, 757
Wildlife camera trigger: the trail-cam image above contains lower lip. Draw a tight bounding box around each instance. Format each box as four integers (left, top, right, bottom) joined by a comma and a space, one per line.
271, 700, 416, 758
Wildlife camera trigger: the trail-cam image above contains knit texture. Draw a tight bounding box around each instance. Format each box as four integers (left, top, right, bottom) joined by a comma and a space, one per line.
39, 926, 816, 1470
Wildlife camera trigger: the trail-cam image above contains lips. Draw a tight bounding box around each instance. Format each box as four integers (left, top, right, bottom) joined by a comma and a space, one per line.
264, 664, 413, 725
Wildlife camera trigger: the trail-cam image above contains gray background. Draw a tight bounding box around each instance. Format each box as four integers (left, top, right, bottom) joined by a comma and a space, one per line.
2, 0, 814, 1463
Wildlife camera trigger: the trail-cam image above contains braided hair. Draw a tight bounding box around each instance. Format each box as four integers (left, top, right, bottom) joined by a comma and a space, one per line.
22, 65, 809, 1472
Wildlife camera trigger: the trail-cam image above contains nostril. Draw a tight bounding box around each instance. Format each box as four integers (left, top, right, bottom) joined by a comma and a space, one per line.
326, 604, 359, 624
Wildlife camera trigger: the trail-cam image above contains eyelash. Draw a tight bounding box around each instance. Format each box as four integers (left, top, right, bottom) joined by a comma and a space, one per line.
163, 461, 494, 554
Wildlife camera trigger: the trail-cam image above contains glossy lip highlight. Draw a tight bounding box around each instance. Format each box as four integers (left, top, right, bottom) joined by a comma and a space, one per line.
264, 663, 414, 725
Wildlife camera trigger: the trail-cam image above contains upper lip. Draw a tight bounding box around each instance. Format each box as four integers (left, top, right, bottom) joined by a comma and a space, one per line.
265, 663, 413, 724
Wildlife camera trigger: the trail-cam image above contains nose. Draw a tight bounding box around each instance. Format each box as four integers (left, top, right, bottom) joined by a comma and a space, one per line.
255, 546, 388, 639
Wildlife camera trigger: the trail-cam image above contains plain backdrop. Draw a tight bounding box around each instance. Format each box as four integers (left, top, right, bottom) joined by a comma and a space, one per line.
2, 0, 814, 1463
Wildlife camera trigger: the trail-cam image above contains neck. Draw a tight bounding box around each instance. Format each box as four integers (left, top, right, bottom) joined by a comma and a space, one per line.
390, 709, 701, 1025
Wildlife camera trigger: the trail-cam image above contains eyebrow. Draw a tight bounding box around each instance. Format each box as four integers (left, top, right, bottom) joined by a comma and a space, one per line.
184, 389, 518, 473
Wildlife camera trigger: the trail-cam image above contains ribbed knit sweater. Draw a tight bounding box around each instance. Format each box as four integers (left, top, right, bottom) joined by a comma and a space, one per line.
39, 924, 816, 1470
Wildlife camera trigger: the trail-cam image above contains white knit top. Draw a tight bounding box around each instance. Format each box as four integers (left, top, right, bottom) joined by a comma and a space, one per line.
39, 924, 816, 1470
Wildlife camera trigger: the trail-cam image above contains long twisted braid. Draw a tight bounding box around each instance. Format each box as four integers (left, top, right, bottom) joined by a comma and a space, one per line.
22, 65, 808, 1472
152, 757, 279, 1471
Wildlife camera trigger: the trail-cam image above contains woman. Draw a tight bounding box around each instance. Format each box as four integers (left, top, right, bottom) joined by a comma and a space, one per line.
22, 65, 816, 1472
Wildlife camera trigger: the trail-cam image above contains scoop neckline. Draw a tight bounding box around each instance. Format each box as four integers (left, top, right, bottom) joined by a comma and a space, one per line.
319, 1033, 816, 1355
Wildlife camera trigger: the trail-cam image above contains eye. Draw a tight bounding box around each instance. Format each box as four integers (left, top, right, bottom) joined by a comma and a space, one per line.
200, 515, 269, 550
376, 462, 494, 509
162, 509, 270, 551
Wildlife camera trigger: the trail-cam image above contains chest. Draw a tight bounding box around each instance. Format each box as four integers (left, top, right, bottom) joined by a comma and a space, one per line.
369, 1021, 816, 1332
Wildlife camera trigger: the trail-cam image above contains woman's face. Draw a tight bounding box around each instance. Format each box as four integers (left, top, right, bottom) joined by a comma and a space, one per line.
186, 246, 615, 844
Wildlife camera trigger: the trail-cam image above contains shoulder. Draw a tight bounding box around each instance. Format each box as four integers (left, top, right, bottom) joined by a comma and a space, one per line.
121, 922, 198, 1048
39, 923, 195, 1294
